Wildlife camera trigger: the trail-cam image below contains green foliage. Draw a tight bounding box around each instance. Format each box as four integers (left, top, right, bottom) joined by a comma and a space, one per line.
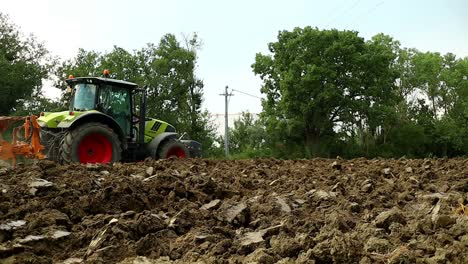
229, 112, 261, 151
0, 13, 52, 116
15, 96, 62, 116
55, 34, 218, 155
246, 27, 468, 159
252, 27, 400, 157
225, 112, 271, 158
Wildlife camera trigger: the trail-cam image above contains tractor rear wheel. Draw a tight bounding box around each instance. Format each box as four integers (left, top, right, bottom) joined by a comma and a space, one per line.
157, 139, 190, 159
60, 122, 121, 164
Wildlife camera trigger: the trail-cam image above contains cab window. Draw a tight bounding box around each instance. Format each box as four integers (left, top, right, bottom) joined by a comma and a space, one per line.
99, 85, 131, 135
73, 83, 96, 111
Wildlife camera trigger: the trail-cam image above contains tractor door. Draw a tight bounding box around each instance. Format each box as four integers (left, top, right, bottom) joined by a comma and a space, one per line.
98, 85, 132, 136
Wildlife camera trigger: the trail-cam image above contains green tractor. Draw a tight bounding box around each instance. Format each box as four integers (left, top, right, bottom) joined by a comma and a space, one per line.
37, 74, 202, 164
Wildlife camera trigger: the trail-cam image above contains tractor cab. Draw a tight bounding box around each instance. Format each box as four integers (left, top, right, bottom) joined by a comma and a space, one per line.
67, 76, 137, 138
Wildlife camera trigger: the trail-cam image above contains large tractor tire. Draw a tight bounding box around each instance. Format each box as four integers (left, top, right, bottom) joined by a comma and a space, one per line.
157, 139, 190, 159
60, 122, 122, 164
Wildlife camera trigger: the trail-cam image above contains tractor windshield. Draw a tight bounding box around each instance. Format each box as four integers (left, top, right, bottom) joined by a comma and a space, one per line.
73, 84, 97, 111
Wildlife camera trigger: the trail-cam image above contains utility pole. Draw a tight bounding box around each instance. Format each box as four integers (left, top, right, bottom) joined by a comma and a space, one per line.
220, 86, 233, 157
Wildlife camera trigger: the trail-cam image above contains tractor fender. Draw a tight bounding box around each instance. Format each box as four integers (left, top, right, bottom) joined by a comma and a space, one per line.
58, 112, 126, 149
147, 132, 178, 158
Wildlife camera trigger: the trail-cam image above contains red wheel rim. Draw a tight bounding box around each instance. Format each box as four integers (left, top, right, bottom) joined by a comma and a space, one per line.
78, 133, 113, 163
166, 146, 186, 158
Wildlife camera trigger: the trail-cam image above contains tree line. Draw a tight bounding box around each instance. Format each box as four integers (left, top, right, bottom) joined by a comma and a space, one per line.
1, 14, 467, 158
0, 13, 219, 156
232, 27, 468, 158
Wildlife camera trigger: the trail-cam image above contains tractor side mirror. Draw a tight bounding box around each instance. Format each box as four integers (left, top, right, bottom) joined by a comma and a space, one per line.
65, 86, 73, 94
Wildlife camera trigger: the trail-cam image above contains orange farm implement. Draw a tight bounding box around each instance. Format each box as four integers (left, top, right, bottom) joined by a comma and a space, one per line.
0, 115, 45, 166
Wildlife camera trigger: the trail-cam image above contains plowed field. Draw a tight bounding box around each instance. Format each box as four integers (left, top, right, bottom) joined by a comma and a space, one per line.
0, 158, 467, 263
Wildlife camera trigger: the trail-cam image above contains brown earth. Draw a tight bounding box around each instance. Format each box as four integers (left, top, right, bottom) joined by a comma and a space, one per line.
0, 158, 467, 264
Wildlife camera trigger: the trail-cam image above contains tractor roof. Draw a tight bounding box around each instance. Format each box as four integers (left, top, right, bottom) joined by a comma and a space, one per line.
66, 77, 139, 89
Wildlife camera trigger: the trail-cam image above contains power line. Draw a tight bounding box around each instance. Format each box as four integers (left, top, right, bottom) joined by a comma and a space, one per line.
210, 113, 260, 117
346, 0, 385, 30
228, 87, 233, 105
325, 0, 363, 28
323, 0, 348, 28
231, 89, 262, 99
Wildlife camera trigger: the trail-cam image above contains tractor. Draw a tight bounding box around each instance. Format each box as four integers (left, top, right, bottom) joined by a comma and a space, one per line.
33, 72, 202, 164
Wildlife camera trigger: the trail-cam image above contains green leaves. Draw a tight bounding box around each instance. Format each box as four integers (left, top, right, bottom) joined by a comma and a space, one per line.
253, 27, 468, 158
55, 34, 217, 153
0, 13, 51, 116
253, 27, 398, 156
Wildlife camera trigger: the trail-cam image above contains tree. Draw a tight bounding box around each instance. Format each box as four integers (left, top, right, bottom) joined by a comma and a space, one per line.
438, 56, 468, 155
0, 13, 51, 116
252, 27, 398, 157
412, 51, 444, 119
227, 112, 268, 157
398, 51, 468, 157
354, 34, 399, 153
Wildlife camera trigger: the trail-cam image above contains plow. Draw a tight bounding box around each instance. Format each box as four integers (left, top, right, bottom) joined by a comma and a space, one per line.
0, 115, 45, 166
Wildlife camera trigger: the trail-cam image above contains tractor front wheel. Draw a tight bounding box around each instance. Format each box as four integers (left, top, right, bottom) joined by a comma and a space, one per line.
157, 140, 190, 159
60, 123, 121, 164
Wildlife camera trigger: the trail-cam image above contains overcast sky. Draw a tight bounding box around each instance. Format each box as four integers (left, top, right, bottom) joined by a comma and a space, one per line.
2, 0, 467, 120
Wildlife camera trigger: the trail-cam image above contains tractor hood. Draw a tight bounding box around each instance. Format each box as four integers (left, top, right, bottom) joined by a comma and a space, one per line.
37, 110, 98, 128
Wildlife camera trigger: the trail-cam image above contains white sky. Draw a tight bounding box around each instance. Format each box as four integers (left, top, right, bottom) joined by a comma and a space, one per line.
2, 0, 467, 124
